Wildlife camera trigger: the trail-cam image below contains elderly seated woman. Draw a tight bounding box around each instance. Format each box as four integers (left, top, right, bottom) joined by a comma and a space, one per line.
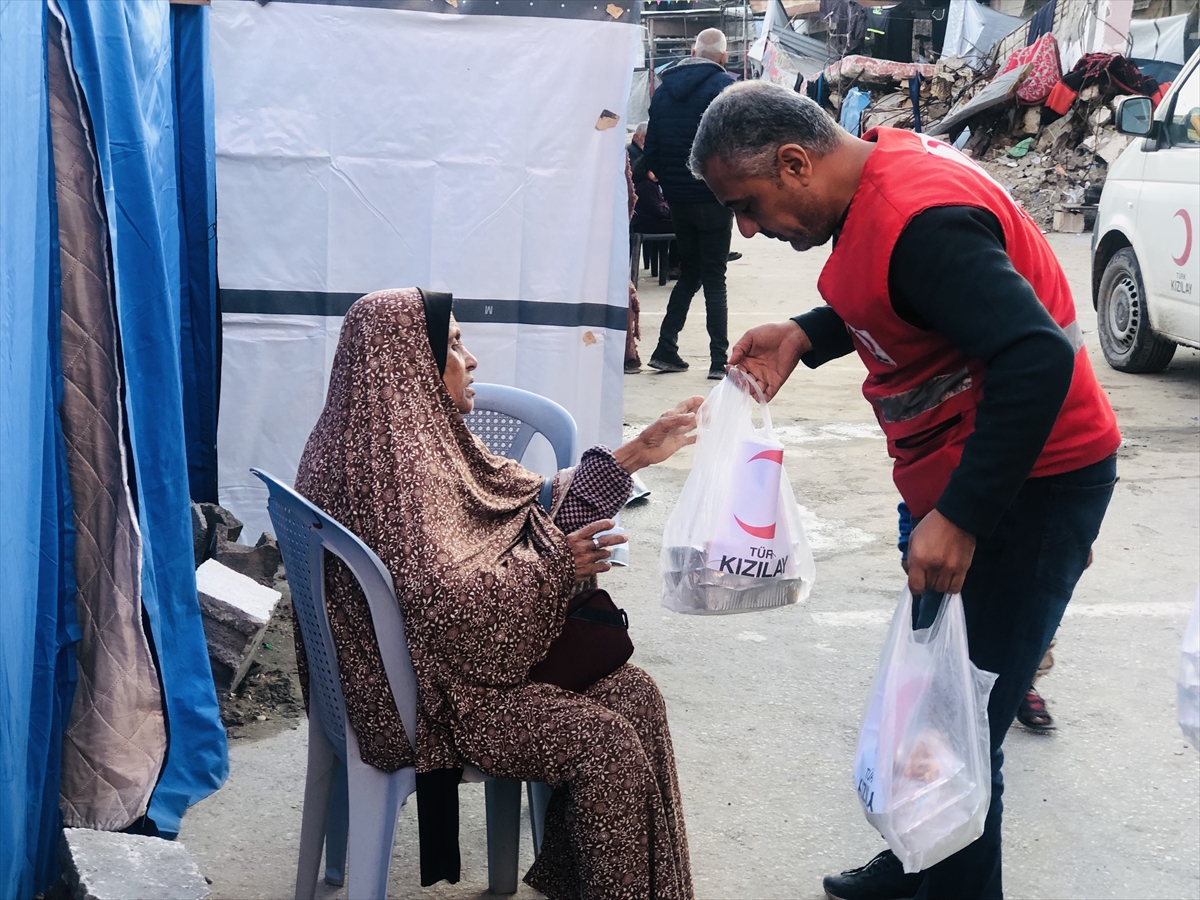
294, 288, 702, 899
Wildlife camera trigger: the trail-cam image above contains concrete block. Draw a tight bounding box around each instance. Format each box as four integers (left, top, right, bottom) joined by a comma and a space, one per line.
197, 558, 281, 691
199, 503, 242, 544
212, 531, 283, 587
1034, 115, 1074, 153
1053, 207, 1086, 233
1088, 106, 1113, 129
61, 828, 209, 900
1096, 132, 1131, 165
1020, 106, 1042, 135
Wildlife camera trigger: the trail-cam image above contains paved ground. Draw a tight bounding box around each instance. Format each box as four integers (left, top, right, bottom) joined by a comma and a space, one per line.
180, 231, 1200, 899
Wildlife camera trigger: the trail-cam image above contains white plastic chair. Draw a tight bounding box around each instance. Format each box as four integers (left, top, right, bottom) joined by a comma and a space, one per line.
254, 468, 415, 898
462, 384, 580, 850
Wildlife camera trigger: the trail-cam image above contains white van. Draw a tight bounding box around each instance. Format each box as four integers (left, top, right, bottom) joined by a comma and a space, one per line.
1092, 48, 1200, 373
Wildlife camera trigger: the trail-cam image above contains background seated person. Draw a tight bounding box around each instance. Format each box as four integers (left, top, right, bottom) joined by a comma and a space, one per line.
294, 288, 702, 899
632, 170, 674, 236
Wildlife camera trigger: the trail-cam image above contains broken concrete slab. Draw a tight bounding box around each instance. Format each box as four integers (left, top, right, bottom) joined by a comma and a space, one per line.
1088, 106, 1113, 129
1096, 132, 1131, 165
60, 828, 210, 900
212, 531, 284, 588
197, 559, 281, 691
1035, 114, 1075, 154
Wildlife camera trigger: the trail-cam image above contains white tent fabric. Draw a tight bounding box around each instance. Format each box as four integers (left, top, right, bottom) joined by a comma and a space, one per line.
942, 0, 1024, 70
210, 0, 638, 540
1130, 14, 1189, 65
748, 0, 783, 63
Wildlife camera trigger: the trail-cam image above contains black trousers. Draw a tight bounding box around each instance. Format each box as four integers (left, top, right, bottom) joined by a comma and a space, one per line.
653, 200, 733, 365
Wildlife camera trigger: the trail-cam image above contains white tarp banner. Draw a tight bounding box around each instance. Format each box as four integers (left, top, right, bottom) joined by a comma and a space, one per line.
1130, 14, 1189, 65
942, 0, 1024, 70
210, 0, 639, 539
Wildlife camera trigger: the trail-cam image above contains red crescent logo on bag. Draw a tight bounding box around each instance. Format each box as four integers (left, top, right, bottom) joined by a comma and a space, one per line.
735, 516, 776, 540
1173, 209, 1192, 266
749, 449, 784, 464
735, 449, 785, 538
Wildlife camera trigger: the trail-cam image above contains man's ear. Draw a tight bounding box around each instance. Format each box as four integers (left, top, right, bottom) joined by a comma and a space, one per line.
777, 144, 812, 185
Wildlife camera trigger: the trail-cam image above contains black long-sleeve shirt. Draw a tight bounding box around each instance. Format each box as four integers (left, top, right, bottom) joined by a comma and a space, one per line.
794, 206, 1076, 538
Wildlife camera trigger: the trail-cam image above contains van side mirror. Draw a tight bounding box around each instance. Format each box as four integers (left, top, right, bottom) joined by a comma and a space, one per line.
1116, 96, 1154, 136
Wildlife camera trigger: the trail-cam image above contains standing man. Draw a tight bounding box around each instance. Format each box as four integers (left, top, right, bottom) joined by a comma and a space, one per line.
643, 28, 736, 380
689, 81, 1121, 900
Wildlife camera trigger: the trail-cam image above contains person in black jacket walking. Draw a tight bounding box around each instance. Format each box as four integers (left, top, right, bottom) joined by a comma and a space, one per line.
643, 28, 737, 379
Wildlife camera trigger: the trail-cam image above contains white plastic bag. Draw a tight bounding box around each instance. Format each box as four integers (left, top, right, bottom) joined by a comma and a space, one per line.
1178, 588, 1200, 750
853, 588, 998, 873
660, 368, 814, 614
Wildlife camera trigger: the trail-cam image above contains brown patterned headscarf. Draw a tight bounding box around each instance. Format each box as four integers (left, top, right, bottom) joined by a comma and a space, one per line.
295, 288, 574, 771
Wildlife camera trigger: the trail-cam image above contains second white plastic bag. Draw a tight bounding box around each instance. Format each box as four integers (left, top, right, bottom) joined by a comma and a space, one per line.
660, 368, 814, 614
853, 588, 997, 873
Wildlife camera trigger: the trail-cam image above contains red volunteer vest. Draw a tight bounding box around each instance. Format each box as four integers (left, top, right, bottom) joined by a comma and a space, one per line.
817, 127, 1121, 519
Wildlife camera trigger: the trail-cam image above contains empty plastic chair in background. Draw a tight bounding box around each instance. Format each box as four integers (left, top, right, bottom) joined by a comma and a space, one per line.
466, 382, 632, 569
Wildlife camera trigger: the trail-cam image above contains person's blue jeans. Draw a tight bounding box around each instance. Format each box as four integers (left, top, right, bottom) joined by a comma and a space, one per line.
911, 454, 1117, 899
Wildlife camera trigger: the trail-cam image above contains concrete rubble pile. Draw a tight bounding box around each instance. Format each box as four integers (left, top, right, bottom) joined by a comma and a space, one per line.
959, 87, 1135, 232
838, 54, 1144, 233
859, 55, 986, 132
190, 502, 288, 692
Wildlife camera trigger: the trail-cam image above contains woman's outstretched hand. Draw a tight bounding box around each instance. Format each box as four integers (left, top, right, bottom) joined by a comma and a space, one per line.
567, 520, 628, 581
613, 396, 703, 474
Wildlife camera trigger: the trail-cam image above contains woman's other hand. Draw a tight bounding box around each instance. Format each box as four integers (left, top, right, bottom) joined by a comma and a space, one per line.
567, 520, 628, 581
613, 396, 703, 474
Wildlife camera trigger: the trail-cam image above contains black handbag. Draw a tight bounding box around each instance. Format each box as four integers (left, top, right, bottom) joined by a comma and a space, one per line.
528, 588, 633, 693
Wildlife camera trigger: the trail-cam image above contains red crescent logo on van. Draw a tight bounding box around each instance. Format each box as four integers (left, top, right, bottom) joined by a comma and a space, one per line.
735, 516, 777, 540
1174, 209, 1192, 266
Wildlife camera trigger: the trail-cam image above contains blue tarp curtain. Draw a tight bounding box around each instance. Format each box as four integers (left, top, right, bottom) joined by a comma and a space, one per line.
174, 6, 221, 506
55, 0, 228, 836
1, 4, 79, 896
1, 2, 226, 894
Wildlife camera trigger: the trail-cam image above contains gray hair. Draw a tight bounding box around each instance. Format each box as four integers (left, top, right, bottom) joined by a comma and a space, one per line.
689, 81, 842, 180
634, 121, 648, 137
694, 28, 727, 62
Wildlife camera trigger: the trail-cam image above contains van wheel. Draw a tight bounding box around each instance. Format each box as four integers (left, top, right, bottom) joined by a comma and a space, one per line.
1096, 248, 1176, 373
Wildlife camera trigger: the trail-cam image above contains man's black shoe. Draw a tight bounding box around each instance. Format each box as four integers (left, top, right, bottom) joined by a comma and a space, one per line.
823, 849, 922, 900
708, 363, 726, 380
648, 353, 689, 373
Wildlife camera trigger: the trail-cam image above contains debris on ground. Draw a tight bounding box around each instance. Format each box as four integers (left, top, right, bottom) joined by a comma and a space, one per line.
189, 502, 304, 738
217, 591, 305, 741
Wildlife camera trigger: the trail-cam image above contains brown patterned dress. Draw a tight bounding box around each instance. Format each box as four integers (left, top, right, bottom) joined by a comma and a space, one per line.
294, 289, 691, 899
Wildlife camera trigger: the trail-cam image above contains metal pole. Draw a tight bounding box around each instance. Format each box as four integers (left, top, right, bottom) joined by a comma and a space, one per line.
743, 0, 749, 79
